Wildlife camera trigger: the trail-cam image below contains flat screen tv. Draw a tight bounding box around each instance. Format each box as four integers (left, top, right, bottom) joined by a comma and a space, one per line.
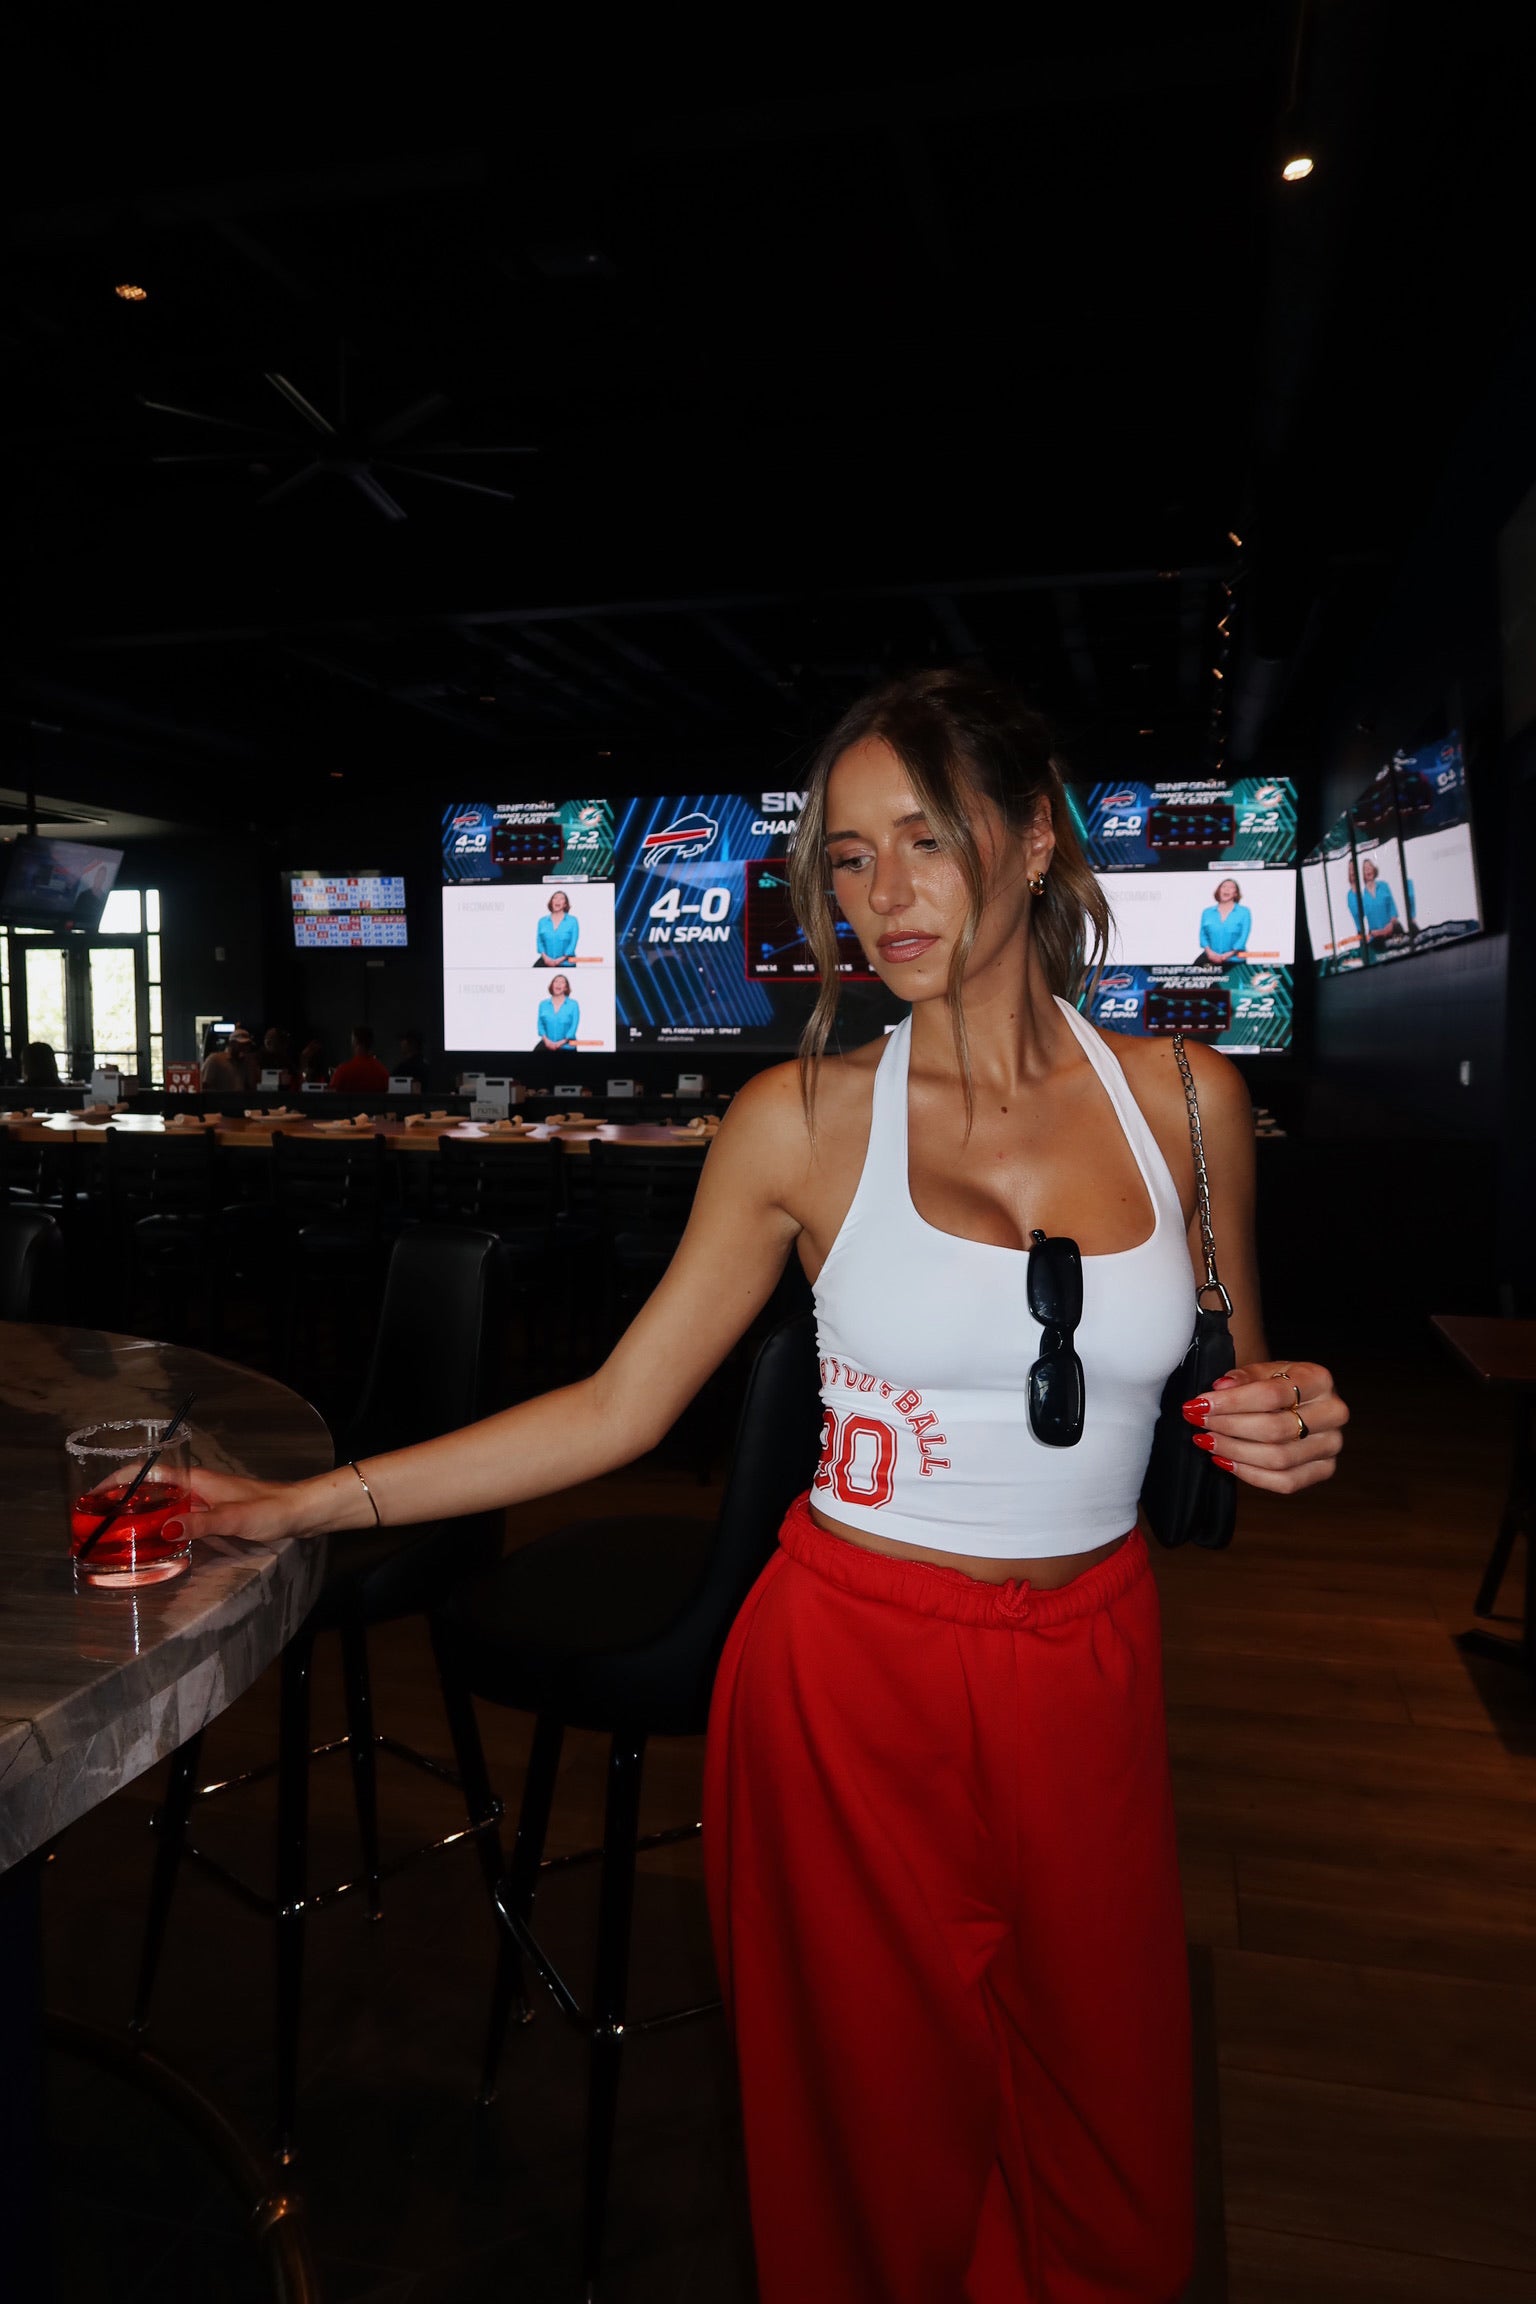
1303, 733, 1482, 976
1070, 775, 1299, 1055
288, 871, 408, 950
0, 837, 124, 931
439, 795, 899, 1054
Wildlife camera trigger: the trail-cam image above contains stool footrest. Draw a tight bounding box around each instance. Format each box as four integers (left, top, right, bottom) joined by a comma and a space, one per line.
177, 1802, 504, 1924
497, 1903, 719, 2041
537, 1819, 701, 1875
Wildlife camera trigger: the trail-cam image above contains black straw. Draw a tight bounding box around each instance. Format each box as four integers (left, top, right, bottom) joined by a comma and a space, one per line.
74, 1394, 196, 1566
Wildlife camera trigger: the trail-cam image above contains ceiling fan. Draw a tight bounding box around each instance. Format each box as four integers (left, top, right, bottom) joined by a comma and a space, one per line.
139, 361, 535, 521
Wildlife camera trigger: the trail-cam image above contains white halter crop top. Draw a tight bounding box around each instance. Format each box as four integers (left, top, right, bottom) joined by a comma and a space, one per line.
811, 998, 1194, 1559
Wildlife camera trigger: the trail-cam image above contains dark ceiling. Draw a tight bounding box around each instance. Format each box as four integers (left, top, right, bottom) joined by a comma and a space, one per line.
5, 5, 1533, 825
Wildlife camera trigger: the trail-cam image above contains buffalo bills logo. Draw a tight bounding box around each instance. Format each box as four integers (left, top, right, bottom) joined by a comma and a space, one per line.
640, 812, 719, 868
1099, 971, 1135, 991
1100, 789, 1139, 811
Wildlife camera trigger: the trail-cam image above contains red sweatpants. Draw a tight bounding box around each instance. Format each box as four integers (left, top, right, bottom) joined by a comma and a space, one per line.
703, 1496, 1193, 2304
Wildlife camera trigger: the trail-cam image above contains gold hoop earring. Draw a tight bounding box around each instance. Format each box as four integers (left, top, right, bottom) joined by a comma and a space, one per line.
1026, 872, 1048, 897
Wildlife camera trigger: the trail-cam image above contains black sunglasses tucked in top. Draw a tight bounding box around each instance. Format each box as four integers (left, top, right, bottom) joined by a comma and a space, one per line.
1027, 1228, 1085, 1447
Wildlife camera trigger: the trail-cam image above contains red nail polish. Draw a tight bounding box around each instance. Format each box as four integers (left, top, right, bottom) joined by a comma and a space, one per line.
1181, 1399, 1210, 1425
1192, 1432, 1216, 1452
1212, 1455, 1235, 1472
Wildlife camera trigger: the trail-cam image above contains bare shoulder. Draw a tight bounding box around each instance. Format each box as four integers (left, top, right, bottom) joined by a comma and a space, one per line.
714, 1057, 808, 1153
1096, 1023, 1251, 1129
716, 1038, 881, 1177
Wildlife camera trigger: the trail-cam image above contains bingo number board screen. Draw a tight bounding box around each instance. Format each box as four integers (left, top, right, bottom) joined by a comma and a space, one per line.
290, 873, 409, 949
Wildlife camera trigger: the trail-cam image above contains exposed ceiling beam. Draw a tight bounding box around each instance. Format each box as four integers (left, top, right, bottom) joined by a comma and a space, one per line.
511, 625, 661, 719
577, 620, 730, 720
12, 151, 489, 244
281, 645, 507, 742
630, 46, 1265, 153
692, 612, 787, 692
72, 566, 1226, 652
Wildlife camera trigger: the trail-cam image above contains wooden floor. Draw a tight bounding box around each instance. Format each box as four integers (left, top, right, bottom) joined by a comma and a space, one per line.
39, 1330, 1536, 2301
1159, 1340, 1536, 2303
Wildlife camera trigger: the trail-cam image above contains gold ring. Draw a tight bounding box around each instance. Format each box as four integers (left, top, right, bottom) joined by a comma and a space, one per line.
1289, 1381, 1302, 1409
1292, 1409, 1308, 1441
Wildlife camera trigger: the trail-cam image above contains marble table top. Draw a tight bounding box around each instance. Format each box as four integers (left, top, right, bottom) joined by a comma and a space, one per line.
0, 1325, 332, 1872
3, 1114, 714, 1154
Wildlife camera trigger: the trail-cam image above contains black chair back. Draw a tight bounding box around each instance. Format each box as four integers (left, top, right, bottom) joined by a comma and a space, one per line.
584, 1311, 822, 1732
272, 1130, 386, 1222
586, 1141, 706, 1242
343, 1224, 501, 1461
432, 1139, 561, 1236
106, 1129, 217, 1219
0, 1207, 62, 1319
0, 1131, 55, 1206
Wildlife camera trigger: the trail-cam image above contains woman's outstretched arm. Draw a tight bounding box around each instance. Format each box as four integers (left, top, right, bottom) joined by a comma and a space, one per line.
184, 1071, 807, 1545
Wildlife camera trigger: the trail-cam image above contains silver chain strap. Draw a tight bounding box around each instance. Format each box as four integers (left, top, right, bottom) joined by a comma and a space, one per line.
1171, 1033, 1233, 1315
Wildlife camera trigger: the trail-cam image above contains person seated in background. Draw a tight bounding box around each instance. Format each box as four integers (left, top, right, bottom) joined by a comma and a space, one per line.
394, 1029, 427, 1086
228, 1023, 262, 1092
200, 1036, 244, 1093
298, 1039, 330, 1085
261, 1026, 298, 1089
329, 1022, 391, 1094
22, 1041, 60, 1087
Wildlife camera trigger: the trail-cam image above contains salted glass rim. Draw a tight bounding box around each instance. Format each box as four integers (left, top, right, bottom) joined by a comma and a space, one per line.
65, 1416, 184, 1459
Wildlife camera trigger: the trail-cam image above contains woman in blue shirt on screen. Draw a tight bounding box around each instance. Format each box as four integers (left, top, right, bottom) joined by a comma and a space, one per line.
1196, 877, 1251, 962
1346, 856, 1411, 942
536, 974, 580, 1049
535, 889, 580, 965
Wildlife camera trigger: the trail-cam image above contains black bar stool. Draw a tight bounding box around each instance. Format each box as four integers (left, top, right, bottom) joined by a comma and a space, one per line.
133, 1224, 509, 2159
431, 1310, 822, 2296
0, 1207, 61, 1319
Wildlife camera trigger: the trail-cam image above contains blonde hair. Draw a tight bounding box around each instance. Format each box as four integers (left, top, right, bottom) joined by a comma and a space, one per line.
790, 667, 1110, 1125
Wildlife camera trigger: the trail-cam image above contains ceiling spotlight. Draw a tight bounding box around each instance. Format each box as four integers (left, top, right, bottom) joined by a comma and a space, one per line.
1281, 155, 1314, 183
114, 283, 148, 301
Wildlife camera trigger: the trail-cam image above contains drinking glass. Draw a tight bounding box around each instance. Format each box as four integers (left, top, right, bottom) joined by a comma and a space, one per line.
67, 1418, 195, 1588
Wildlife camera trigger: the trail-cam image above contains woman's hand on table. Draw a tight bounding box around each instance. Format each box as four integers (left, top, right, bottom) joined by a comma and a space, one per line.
1182, 1360, 1348, 1493
169, 1466, 368, 1546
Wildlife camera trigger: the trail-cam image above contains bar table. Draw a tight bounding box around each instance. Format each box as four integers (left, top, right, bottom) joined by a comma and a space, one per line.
0, 1322, 332, 2297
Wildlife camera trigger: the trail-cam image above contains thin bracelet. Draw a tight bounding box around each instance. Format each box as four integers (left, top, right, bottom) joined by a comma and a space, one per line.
347, 1459, 382, 1527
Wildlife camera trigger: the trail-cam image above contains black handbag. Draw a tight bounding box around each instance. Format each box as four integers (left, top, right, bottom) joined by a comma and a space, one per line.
1139, 1034, 1238, 1550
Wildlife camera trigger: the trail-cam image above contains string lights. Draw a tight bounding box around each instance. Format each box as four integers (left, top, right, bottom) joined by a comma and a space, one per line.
1208, 532, 1245, 776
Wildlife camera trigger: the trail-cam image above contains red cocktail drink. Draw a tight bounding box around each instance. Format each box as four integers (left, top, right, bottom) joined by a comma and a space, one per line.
70, 1480, 195, 1585
66, 1418, 197, 1588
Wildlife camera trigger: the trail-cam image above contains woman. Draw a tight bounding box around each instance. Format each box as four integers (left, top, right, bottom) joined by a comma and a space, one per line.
22, 1041, 60, 1087
535, 974, 580, 1049
175, 670, 1347, 2303
1196, 875, 1251, 962
535, 888, 580, 965
1347, 854, 1412, 942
